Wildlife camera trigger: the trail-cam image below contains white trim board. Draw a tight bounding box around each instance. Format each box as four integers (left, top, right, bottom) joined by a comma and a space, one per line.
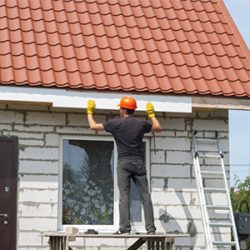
192, 96, 250, 110
0, 86, 192, 113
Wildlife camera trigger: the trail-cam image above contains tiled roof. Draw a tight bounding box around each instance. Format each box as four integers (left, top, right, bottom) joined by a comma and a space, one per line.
0, 0, 250, 97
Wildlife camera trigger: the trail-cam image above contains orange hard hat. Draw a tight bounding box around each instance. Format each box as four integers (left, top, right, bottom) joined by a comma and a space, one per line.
118, 96, 137, 110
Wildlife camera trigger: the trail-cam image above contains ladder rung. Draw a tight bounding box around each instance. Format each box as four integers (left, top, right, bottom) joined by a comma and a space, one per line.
212, 241, 237, 246
206, 205, 229, 210
195, 138, 217, 143
201, 171, 224, 176
203, 188, 227, 192
210, 223, 233, 228
196, 153, 221, 159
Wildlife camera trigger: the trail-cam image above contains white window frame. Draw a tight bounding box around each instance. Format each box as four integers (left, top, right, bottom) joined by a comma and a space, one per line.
58, 135, 150, 233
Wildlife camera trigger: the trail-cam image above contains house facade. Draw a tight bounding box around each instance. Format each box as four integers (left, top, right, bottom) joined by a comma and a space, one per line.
0, 1, 249, 250
0, 97, 231, 249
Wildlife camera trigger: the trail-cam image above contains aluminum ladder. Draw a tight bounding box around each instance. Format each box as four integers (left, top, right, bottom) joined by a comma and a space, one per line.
192, 131, 240, 250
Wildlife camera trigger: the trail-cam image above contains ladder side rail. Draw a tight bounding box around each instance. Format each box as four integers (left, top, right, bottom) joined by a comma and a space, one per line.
192, 133, 213, 249
194, 157, 213, 250
219, 157, 240, 250
192, 133, 240, 249
217, 136, 240, 249
216, 138, 224, 158
192, 144, 213, 250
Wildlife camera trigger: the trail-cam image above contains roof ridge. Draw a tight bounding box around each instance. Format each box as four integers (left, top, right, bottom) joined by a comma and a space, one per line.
217, 0, 250, 66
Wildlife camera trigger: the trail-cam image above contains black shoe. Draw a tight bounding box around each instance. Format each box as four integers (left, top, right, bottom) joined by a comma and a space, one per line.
147, 231, 156, 235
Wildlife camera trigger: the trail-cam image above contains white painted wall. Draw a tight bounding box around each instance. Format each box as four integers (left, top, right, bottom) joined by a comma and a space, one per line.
0, 103, 229, 250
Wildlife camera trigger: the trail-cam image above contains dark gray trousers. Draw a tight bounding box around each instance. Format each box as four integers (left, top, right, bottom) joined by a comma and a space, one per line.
117, 157, 156, 233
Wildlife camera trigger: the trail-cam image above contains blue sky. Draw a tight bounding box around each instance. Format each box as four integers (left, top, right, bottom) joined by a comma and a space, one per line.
223, 0, 250, 185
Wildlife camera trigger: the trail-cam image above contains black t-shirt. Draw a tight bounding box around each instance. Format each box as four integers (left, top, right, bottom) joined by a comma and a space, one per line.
103, 116, 152, 159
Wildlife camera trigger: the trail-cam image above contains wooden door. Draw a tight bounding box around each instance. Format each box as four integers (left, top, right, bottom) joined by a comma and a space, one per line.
0, 136, 18, 250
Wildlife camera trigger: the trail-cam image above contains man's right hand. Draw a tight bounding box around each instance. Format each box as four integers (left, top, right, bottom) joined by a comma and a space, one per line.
87, 99, 95, 115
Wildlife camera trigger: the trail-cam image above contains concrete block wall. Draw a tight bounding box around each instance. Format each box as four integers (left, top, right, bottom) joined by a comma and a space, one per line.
0, 104, 229, 250
150, 110, 230, 249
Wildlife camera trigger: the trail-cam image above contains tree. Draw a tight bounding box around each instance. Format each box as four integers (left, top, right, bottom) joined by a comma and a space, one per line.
230, 175, 250, 212
230, 175, 250, 249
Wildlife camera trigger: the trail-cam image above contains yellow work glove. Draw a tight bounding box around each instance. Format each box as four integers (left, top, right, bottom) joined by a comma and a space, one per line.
146, 102, 155, 118
87, 99, 95, 115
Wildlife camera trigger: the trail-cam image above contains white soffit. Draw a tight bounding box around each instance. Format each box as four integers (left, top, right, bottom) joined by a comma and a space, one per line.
0, 86, 192, 113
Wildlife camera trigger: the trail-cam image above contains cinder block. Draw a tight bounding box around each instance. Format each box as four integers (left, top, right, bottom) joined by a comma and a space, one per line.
19, 175, 59, 189
0, 110, 24, 123
56, 126, 92, 134
0, 124, 13, 130
154, 218, 204, 233
18, 231, 42, 246
19, 189, 58, 203
176, 131, 189, 137
174, 233, 206, 247
209, 109, 228, 118
19, 147, 59, 161
193, 119, 228, 132
150, 151, 165, 164
19, 160, 58, 175
3, 131, 44, 139
167, 178, 197, 190
18, 203, 57, 217
151, 190, 191, 205
151, 164, 190, 178
26, 112, 66, 125
68, 113, 88, 126
151, 130, 175, 137
45, 133, 59, 146
15, 124, 54, 132
162, 205, 202, 220
18, 217, 58, 231
151, 178, 166, 190
8, 104, 49, 111
19, 139, 44, 146
0, 104, 7, 109
158, 117, 185, 130
166, 151, 192, 165
154, 138, 190, 151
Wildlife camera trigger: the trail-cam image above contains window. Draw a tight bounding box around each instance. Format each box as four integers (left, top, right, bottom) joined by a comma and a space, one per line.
60, 136, 149, 232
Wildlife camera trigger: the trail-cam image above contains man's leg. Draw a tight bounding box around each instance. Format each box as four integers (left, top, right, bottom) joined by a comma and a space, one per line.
134, 174, 156, 233
117, 160, 131, 233
131, 158, 156, 233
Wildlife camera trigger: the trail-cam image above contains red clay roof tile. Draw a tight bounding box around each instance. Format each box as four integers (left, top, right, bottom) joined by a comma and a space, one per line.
0, 0, 249, 97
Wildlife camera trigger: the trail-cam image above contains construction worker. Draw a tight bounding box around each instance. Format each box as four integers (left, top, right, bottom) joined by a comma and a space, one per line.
87, 96, 162, 234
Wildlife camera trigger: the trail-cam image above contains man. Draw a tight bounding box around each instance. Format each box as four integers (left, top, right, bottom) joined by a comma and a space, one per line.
87, 96, 162, 234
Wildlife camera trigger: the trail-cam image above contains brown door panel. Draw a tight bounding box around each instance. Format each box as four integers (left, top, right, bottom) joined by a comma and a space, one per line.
0, 137, 18, 250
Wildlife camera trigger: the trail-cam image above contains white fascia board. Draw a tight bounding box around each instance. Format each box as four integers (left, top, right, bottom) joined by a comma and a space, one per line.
192, 96, 250, 110
0, 86, 192, 113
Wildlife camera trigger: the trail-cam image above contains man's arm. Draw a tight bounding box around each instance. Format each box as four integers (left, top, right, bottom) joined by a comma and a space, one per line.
150, 116, 162, 132
87, 114, 104, 131
146, 102, 162, 132
86, 100, 104, 131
